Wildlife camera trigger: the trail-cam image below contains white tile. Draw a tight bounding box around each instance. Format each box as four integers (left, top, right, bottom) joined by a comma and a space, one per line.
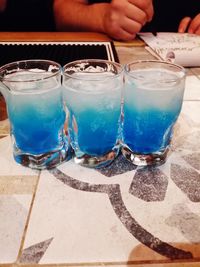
22, 169, 139, 264
184, 75, 200, 100
0, 195, 32, 263
0, 136, 39, 264
181, 101, 200, 126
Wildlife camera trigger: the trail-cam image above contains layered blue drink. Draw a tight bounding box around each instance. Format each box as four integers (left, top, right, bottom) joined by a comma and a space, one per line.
0, 60, 71, 169
122, 61, 185, 166
65, 85, 121, 156
8, 84, 66, 155
63, 60, 123, 168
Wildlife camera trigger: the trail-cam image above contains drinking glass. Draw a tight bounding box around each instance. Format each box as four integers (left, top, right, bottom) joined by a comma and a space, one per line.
0, 93, 7, 121
63, 59, 123, 168
0, 60, 71, 169
122, 60, 186, 166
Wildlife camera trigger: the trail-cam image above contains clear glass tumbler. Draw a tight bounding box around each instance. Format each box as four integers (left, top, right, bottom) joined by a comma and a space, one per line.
122, 60, 186, 166
63, 59, 123, 168
0, 59, 71, 169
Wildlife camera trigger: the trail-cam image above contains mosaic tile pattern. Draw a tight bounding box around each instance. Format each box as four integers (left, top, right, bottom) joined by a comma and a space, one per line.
17, 100, 200, 265
0, 46, 200, 267
0, 136, 39, 264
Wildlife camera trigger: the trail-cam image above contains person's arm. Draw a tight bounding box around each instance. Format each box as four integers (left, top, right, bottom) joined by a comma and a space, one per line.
178, 14, 200, 34
53, 0, 109, 32
53, 0, 154, 40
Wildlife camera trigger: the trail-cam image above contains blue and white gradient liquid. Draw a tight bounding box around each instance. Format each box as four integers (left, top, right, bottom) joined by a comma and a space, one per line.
123, 64, 185, 165
0, 62, 71, 169
7, 78, 65, 154
63, 61, 123, 168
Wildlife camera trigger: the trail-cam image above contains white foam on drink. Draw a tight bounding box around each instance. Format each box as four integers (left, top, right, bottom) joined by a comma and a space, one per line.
64, 72, 122, 94
63, 75, 122, 115
125, 68, 185, 111
128, 68, 184, 91
4, 71, 59, 94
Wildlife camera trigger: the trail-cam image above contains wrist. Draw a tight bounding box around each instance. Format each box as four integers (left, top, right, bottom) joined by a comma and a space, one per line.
90, 3, 110, 33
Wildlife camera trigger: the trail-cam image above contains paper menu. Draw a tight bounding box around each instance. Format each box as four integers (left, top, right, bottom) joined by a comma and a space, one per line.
139, 32, 200, 67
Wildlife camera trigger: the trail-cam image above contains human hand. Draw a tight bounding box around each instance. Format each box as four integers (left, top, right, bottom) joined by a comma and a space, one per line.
178, 14, 200, 35
103, 0, 154, 41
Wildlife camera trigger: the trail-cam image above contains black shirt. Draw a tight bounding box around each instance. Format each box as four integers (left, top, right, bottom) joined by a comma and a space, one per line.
0, 0, 55, 31
144, 0, 200, 32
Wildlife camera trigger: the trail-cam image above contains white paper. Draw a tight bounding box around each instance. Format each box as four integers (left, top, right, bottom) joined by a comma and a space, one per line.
139, 32, 200, 67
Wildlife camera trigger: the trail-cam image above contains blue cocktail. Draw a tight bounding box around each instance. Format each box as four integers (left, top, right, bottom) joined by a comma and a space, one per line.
63, 60, 123, 168
122, 60, 186, 166
0, 60, 71, 169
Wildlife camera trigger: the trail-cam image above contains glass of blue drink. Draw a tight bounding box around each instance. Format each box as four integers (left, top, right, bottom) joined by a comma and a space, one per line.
63, 59, 123, 168
0, 60, 71, 169
122, 60, 186, 166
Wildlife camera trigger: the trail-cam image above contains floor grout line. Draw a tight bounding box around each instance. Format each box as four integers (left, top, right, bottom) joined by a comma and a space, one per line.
15, 171, 41, 264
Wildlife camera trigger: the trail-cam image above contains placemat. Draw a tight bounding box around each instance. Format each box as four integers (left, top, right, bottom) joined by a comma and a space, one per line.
0, 41, 119, 66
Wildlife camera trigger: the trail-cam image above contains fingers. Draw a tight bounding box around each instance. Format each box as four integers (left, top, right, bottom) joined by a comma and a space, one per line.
129, 0, 153, 21
193, 26, 200, 34
178, 14, 200, 35
124, 3, 148, 26
145, 2, 154, 22
187, 13, 200, 34
178, 17, 191, 33
103, 9, 141, 40
103, 0, 153, 40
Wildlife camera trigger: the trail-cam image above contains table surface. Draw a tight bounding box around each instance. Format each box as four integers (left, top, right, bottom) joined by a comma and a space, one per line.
0, 32, 200, 267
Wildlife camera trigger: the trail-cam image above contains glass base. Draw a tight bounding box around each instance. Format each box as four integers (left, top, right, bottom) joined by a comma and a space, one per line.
121, 145, 169, 166
13, 142, 73, 170
73, 147, 120, 168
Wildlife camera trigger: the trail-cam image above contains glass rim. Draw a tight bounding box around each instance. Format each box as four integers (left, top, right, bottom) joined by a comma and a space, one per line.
0, 59, 62, 83
124, 59, 186, 81
63, 59, 123, 81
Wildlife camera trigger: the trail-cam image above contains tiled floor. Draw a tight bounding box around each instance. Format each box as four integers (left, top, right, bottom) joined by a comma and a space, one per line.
0, 47, 200, 267
0, 138, 39, 264
1, 101, 200, 266
12, 100, 200, 265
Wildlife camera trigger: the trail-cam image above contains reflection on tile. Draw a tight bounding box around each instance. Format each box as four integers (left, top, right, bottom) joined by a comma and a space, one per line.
98, 154, 136, 177
0, 136, 39, 175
